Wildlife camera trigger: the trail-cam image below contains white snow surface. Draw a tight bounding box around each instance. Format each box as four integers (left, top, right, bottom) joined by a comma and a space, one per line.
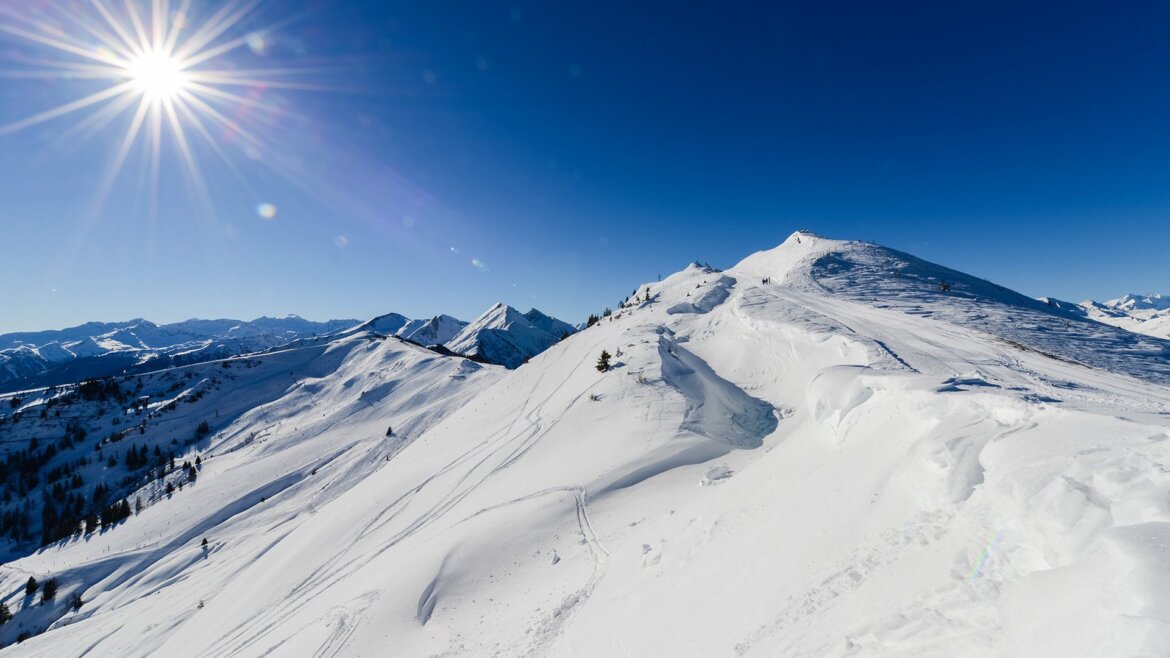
6, 231, 1170, 656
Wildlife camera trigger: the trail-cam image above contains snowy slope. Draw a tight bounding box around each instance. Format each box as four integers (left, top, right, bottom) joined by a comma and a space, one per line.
0, 332, 502, 649
6, 231, 1170, 656
399, 314, 468, 347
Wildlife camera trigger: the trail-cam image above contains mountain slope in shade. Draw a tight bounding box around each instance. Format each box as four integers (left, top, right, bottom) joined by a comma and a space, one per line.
399, 314, 467, 346
352, 312, 411, 335
523, 308, 576, 339
4, 231, 1170, 656
444, 303, 575, 368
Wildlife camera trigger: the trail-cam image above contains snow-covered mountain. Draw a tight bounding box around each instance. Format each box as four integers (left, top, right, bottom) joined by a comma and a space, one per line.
3, 231, 1170, 656
445, 303, 574, 368
1104, 292, 1170, 312
0, 316, 362, 393
398, 314, 467, 346
1039, 293, 1170, 339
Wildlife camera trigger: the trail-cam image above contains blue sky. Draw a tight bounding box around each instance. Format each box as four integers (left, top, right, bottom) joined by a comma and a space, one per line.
1, 0, 1168, 333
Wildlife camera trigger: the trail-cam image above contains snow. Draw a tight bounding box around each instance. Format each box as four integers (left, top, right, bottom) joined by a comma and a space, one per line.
1104, 293, 1170, 313
445, 303, 574, 368
1038, 294, 1170, 340
398, 314, 467, 346
0, 317, 362, 393
3, 231, 1170, 656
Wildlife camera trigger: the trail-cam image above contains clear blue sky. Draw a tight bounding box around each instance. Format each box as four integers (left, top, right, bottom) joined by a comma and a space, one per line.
1, 1, 1168, 333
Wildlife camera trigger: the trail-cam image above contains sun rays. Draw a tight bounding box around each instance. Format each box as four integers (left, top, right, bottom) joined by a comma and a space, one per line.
0, 0, 309, 213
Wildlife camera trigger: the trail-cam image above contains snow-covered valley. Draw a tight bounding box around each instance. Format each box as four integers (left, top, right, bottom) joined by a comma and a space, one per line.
2, 231, 1169, 656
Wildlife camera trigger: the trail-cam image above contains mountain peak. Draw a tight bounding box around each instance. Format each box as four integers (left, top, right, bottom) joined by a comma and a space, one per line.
446, 304, 573, 368
1104, 293, 1170, 312
731, 229, 849, 279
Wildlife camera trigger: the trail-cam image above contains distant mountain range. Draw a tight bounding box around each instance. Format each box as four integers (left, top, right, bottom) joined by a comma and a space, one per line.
1039, 293, 1170, 339
0, 306, 575, 392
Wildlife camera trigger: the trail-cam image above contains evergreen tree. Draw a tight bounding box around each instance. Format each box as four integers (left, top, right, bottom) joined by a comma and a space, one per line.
25, 576, 37, 597
596, 350, 612, 372
0, 601, 10, 624
41, 577, 57, 603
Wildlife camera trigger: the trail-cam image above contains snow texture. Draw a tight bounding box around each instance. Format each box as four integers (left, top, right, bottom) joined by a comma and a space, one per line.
2, 230, 1170, 657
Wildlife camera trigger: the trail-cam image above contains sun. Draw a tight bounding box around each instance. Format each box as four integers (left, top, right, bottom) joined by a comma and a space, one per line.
0, 0, 317, 215
126, 50, 189, 103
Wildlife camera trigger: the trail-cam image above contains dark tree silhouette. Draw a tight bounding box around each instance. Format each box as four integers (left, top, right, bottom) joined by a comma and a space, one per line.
596, 350, 612, 372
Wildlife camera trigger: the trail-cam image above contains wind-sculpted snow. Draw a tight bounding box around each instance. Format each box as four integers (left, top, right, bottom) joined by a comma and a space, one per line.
657, 333, 776, 448
7, 231, 1170, 657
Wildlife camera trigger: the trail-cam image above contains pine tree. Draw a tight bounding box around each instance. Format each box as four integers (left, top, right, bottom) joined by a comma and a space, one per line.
596, 350, 611, 372
41, 577, 57, 603
25, 576, 37, 597
0, 601, 11, 623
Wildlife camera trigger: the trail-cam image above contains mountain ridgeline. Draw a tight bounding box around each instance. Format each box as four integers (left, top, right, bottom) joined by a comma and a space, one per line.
0, 306, 576, 393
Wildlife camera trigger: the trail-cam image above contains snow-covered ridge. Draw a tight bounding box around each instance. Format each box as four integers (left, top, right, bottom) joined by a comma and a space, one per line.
4, 231, 1170, 656
732, 233, 1170, 385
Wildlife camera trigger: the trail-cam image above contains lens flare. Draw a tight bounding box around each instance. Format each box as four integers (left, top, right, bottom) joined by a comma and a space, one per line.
0, 0, 318, 214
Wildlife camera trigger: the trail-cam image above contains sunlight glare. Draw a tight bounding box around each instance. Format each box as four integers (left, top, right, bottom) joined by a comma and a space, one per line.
127, 51, 188, 103
0, 0, 313, 216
